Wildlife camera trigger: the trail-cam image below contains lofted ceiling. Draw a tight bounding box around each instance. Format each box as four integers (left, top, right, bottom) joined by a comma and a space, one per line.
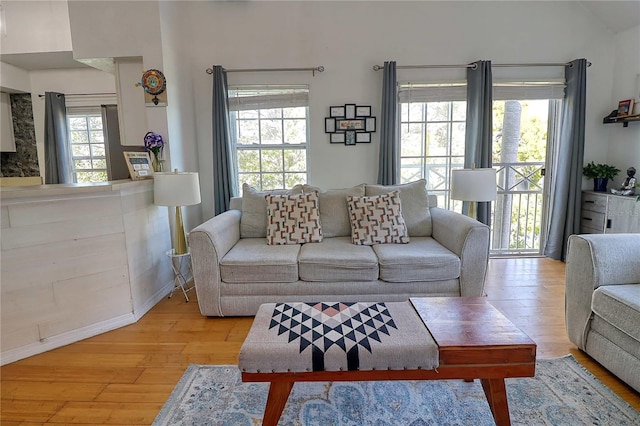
0, 1, 638, 72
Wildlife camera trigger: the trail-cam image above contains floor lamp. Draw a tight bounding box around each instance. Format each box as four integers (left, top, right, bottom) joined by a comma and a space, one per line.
451, 168, 497, 219
154, 170, 201, 255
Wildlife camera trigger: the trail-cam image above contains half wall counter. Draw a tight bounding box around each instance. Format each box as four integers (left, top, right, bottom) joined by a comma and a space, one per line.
1, 179, 173, 364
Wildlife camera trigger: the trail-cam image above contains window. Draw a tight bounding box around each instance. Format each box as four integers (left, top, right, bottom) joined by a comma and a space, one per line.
399, 83, 467, 210
229, 86, 309, 191
67, 107, 108, 183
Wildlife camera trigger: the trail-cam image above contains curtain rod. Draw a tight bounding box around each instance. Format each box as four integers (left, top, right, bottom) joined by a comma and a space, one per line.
205, 66, 325, 76
372, 61, 591, 71
37, 92, 116, 97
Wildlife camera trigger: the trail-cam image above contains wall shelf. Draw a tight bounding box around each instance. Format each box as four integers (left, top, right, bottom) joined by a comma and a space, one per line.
603, 113, 640, 127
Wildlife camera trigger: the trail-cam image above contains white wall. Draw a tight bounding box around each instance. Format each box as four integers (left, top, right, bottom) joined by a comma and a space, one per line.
606, 25, 640, 188
1, 0, 72, 54
157, 1, 617, 223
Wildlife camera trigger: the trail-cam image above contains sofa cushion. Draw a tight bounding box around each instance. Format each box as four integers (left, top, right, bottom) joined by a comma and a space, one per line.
365, 179, 432, 237
220, 238, 300, 283
373, 237, 460, 283
240, 183, 303, 238
302, 184, 365, 238
591, 285, 640, 341
299, 237, 379, 282
265, 192, 322, 245
347, 191, 410, 245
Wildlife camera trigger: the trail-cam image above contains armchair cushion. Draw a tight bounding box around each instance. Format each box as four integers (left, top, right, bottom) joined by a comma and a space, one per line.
220, 238, 300, 283
240, 183, 303, 238
592, 285, 640, 341
299, 237, 379, 282
302, 184, 365, 238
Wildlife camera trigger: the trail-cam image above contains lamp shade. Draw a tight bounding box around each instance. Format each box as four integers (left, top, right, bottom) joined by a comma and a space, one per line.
154, 171, 201, 206
451, 168, 497, 202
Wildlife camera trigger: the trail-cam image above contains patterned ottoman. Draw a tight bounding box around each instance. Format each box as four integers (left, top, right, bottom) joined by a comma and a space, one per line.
239, 301, 439, 374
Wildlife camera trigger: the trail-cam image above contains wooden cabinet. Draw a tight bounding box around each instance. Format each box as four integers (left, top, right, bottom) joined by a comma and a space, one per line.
581, 191, 640, 234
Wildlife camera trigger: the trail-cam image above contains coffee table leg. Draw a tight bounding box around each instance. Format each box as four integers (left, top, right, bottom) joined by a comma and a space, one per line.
480, 378, 511, 426
262, 380, 294, 426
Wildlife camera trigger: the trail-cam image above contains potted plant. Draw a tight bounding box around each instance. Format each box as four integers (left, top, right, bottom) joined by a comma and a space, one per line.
583, 162, 620, 192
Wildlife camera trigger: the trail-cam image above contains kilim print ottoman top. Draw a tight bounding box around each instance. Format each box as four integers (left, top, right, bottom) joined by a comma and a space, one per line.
239, 301, 439, 373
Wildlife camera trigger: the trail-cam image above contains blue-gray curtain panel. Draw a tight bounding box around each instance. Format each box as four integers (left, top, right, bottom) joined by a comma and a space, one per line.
211, 66, 238, 215
464, 60, 493, 226
44, 92, 71, 184
377, 61, 398, 185
544, 59, 588, 261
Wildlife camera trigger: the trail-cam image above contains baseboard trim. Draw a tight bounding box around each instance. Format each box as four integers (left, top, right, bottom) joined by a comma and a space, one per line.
133, 280, 174, 321
0, 280, 174, 366
0, 313, 136, 366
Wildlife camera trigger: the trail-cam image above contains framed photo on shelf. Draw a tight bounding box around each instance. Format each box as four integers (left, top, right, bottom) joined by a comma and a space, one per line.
617, 99, 633, 117
330, 106, 345, 118
123, 151, 154, 180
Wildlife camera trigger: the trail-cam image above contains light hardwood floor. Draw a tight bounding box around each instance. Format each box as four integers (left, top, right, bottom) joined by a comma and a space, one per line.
1, 258, 638, 424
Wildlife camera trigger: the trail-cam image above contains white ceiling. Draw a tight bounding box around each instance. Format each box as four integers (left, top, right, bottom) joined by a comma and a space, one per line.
579, 1, 640, 34
0, 1, 638, 72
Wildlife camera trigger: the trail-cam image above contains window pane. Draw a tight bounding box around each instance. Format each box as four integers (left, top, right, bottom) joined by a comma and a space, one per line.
400, 158, 424, 183
71, 131, 89, 144
452, 102, 466, 121
426, 102, 449, 121
72, 144, 90, 156
284, 149, 306, 172
237, 150, 260, 172
283, 107, 306, 119
285, 173, 306, 187
425, 157, 448, 191
90, 131, 104, 143
401, 124, 424, 157
91, 144, 105, 156
425, 123, 448, 156
260, 120, 283, 145
451, 123, 466, 156
76, 171, 107, 183
239, 173, 260, 190
89, 116, 102, 130
261, 150, 283, 172
69, 117, 87, 130
407, 103, 424, 122
92, 159, 107, 169
260, 108, 281, 119
262, 173, 283, 190
238, 110, 258, 119
237, 119, 259, 145
74, 159, 92, 170
284, 119, 306, 144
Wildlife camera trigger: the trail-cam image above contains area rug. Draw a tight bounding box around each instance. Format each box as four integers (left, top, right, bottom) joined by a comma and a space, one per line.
153, 355, 639, 425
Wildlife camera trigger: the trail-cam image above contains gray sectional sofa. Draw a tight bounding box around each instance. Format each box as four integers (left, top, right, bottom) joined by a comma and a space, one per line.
189, 180, 490, 317
565, 234, 640, 392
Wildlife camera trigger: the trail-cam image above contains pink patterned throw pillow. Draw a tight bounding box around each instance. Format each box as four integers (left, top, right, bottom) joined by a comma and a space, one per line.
265, 192, 323, 245
347, 191, 410, 245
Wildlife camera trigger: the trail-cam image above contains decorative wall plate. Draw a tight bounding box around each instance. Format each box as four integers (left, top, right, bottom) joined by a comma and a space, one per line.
141, 69, 166, 105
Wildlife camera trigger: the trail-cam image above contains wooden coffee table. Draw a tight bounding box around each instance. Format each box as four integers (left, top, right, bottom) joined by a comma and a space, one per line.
241, 297, 536, 426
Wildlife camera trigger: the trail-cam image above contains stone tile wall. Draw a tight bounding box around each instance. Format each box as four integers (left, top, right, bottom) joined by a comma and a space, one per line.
0, 94, 40, 177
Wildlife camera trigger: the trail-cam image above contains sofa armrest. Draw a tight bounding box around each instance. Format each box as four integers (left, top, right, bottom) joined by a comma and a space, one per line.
565, 234, 640, 350
188, 210, 241, 316
430, 208, 490, 297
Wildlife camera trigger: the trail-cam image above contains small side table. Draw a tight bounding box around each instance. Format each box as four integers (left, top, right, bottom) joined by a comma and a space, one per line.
166, 249, 194, 302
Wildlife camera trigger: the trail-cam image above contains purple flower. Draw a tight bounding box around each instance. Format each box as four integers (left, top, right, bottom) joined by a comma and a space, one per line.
144, 132, 164, 156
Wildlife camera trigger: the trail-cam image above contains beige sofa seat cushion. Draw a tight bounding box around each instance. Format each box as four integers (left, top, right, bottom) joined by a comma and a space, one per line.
221, 238, 300, 283
365, 179, 431, 237
302, 184, 365, 238
373, 237, 460, 283
299, 237, 379, 282
591, 285, 640, 341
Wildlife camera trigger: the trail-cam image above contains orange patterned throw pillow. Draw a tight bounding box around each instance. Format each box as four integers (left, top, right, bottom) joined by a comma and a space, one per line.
265, 192, 323, 245
347, 191, 410, 245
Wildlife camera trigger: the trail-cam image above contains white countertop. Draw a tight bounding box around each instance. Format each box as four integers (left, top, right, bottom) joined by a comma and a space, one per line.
0, 179, 153, 200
